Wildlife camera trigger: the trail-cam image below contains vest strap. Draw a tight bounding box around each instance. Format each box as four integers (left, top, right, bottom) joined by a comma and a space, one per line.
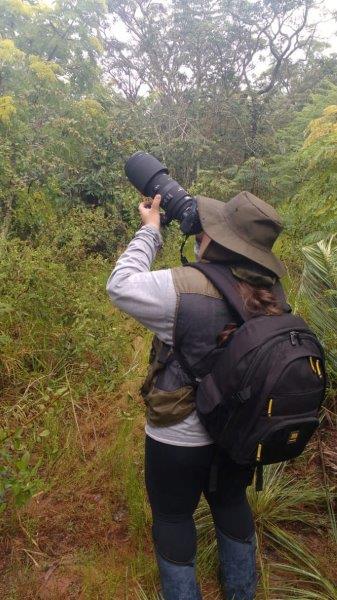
188, 263, 249, 323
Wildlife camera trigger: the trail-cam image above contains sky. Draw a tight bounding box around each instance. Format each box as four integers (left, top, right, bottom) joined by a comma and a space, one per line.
314, 0, 337, 53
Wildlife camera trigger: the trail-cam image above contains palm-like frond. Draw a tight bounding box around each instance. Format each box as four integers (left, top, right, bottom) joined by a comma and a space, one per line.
197, 463, 325, 536
298, 235, 337, 379
247, 463, 326, 533
196, 463, 326, 572
268, 527, 337, 600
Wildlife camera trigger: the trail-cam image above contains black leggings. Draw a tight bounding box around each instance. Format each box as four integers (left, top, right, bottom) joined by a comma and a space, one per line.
145, 436, 255, 564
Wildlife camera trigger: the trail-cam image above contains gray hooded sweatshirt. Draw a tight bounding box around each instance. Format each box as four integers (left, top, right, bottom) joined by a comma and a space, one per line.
106, 224, 212, 447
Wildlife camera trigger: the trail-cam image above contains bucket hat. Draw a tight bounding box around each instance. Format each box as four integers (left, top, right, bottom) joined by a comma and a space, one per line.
196, 191, 286, 278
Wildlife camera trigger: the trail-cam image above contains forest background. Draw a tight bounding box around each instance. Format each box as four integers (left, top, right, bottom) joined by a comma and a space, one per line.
1, 0, 337, 598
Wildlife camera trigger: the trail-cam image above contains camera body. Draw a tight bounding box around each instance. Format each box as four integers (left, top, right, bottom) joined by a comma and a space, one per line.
124, 151, 202, 234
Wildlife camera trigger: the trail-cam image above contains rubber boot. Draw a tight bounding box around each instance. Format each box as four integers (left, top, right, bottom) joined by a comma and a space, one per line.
216, 527, 257, 600
155, 551, 202, 600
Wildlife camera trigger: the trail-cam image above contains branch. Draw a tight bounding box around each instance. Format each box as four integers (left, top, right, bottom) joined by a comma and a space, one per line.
257, 0, 312, 96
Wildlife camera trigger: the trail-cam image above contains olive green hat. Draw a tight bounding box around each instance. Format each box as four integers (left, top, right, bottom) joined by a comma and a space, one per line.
196, 191, 286, 278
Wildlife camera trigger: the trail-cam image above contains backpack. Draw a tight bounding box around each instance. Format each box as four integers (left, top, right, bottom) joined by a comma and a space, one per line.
188, 262, 327, 491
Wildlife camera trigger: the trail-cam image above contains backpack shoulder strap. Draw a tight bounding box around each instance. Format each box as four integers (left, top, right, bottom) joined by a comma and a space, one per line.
188, 262, 249, 324
188, 262, 291, 324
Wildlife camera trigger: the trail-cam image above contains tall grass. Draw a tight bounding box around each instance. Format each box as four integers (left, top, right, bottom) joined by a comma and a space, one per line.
270, 530, 337, 600
195, 461, 334, 598
196, 462, 326, 572
136, 584, 163, 600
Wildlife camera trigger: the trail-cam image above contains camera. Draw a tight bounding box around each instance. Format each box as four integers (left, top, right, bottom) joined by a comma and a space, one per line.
124, 151, 202, 234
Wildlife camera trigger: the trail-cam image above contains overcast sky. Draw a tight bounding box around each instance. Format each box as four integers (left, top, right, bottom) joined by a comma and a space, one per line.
315, 0, 337, 52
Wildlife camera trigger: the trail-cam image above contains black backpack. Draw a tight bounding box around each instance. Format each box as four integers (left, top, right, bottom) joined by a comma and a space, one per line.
188, 263, 326, 490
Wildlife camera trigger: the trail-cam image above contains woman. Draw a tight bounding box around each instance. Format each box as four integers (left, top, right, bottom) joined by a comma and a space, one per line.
107, 190, 286, 600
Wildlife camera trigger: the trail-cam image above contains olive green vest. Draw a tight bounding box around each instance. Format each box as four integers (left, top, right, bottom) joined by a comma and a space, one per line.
141, 266, 234, 427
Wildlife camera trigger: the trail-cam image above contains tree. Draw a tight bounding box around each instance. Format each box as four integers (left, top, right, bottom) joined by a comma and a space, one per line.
0, 0, 137, 238
104, 0, 325, 179
0, 0, 107, 93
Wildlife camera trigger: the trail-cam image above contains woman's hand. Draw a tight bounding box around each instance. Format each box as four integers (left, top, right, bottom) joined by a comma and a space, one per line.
138, 194, 161, 231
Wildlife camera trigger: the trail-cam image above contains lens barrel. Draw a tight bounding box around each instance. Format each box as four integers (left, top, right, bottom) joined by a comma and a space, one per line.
124, 151, 202, 234
124, 151, 169, 197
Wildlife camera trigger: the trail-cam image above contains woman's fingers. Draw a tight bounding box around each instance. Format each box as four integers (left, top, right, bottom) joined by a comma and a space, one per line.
138, 194, 162, 230
138, 194, 161, 213
152, 194, 161, 210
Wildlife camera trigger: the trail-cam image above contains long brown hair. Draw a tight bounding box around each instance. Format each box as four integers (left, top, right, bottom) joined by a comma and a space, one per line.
217, 280, 282, 346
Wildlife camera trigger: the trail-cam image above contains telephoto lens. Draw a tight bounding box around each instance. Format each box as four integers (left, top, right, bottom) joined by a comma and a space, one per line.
124, 151, 202, 234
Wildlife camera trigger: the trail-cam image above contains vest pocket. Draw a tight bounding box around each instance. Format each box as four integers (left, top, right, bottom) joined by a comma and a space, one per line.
144, 385, 196, 427
141, 336, 196, 427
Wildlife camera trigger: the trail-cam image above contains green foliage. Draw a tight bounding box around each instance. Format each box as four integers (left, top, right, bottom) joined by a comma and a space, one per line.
0, 119, 162, 518
1, 0, 337, 596
196, 463, 326, 573
195, 464, 335, 598
0, 225, 132, 510
280, 105, 337, 245
271, 530, 337, 599
0, 94, 16, 123
190, 169, 237, 200
0, 429, 42, 511
298, 236, 337, 382
52, 205, 129, 263
10, 189, 57, 241
0, 0, 138, 239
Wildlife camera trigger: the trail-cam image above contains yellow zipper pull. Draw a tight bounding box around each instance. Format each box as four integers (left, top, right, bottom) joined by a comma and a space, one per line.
256, 443, 262, 462
309, 356, 317, 375
267, 398, 273, 417
316, 359, 323, 379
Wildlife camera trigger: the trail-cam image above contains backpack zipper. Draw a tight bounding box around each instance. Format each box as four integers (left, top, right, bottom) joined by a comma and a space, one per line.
241, 331, 321, 391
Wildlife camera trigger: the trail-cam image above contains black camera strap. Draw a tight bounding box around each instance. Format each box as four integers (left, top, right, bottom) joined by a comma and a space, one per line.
180, 234, 189, 266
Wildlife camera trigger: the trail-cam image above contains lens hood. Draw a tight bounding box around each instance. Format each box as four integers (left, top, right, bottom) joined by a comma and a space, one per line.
124, 151, 169, 197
